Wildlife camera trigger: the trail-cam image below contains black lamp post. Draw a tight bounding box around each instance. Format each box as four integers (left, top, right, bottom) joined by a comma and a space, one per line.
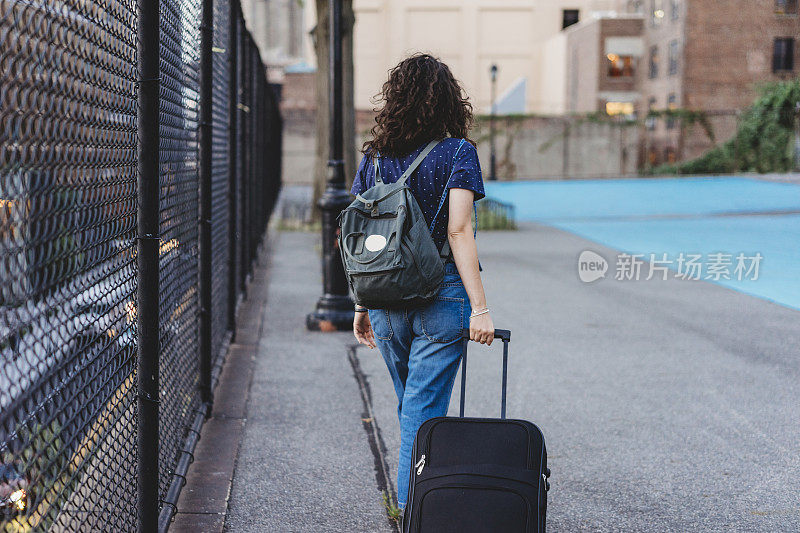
489, 64, 498, 181
307, 0, 354, 331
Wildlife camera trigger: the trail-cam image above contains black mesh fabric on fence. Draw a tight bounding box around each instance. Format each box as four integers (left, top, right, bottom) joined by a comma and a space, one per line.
0, 0, 140, 529
0, 0, 281, 529
157, 0, 203, 508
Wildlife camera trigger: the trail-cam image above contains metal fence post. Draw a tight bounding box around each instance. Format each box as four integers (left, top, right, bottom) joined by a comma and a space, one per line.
198, 0, 214, 407
247, 50, 255, 269
248, 45, 257, 270
238, 40, 249, 294
235, 26, 244, 295
253, 75, 261, 251
227, 1, 240, 335
136, 0, 160, 530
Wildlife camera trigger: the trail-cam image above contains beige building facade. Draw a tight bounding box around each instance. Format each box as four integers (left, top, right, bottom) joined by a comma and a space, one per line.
352, 0, 629, 114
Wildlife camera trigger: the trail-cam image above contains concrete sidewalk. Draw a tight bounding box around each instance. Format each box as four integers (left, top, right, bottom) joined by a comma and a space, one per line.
222, 231, 391, 532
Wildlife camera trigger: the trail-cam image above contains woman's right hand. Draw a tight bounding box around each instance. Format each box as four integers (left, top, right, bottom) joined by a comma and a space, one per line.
354, 311, 377, 349
469, 312, 494, 345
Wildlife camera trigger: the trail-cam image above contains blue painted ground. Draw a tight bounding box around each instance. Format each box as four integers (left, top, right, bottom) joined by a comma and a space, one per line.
484, 177, 800, 311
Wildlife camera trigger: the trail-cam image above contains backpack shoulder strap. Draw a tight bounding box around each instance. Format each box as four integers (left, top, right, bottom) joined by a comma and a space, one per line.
397, 139, 441, 186
372, 152, 383, 184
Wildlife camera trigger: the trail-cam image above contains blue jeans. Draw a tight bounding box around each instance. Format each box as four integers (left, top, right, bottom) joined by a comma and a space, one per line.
368, 262, 470, 508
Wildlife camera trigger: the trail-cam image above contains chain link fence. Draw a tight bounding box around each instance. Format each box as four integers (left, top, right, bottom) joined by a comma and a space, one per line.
0, 0, 281, 529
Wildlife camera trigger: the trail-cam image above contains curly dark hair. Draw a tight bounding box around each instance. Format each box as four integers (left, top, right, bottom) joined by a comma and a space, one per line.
363, 53, 475, 157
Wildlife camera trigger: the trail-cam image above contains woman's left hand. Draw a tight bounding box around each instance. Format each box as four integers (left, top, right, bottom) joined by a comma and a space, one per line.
354, 312, 377, 349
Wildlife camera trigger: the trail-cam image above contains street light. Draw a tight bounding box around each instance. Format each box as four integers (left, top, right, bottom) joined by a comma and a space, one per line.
306, 0, 354, 331
489, 64, 498, 181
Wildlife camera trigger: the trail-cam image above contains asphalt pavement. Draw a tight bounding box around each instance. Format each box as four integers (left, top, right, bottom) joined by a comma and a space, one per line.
225, 221, 800, 532
359, 221, 800, 532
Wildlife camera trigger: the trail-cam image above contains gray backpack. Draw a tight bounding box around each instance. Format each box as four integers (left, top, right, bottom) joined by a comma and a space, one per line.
339, 139, 449, 309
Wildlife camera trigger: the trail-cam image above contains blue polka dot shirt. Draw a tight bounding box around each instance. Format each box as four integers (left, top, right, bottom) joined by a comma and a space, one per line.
350, 138, 485, 251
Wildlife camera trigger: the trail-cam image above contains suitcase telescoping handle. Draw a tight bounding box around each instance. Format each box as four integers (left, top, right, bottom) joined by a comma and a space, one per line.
459, 328, 511, 419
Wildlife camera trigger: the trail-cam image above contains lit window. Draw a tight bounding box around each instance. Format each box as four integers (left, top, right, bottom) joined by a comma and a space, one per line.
668, 40, 679, 75
775, 0, 798, 15
606, 102, 635, 116
649, 45, 660, 78
773, 38, 795, 72
607, 53, 636, 77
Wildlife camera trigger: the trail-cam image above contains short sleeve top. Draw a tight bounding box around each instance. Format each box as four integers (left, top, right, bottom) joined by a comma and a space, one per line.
350, 138, 485, 251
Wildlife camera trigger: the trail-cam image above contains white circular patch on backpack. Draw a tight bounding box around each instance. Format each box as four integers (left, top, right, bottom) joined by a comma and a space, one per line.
364, 234, 387, 252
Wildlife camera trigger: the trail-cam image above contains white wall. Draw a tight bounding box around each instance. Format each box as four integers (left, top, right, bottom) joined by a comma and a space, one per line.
539, 32, 568, 115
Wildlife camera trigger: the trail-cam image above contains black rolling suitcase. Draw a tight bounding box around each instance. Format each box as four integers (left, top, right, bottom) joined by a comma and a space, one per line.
402, 328, 550, 533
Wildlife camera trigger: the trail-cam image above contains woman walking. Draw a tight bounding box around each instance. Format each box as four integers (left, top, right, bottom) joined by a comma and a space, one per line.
350, 53, 495, 512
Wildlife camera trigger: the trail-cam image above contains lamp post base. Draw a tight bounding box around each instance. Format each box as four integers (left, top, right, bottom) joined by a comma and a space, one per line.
306, 294, 354, 331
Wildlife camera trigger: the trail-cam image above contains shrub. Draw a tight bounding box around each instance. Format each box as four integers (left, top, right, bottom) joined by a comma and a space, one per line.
667, 79, 799, 175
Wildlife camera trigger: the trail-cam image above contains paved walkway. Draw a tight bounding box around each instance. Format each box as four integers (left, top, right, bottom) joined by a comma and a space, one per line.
222, 231, 392, 532
176, 219, 800, 532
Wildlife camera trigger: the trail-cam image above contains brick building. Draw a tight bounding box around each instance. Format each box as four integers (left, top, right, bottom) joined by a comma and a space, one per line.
565, 1, 799, 167
633, 0, 799, 165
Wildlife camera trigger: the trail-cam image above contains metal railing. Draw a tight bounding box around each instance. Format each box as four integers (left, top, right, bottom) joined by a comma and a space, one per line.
0, 0, 281, 530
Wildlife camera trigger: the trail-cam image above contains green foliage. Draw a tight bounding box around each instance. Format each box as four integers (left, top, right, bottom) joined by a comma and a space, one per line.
661, 79, 800, 175
648, 108, 717, 144
477, 200, 517, 231
381, 491, 402, 522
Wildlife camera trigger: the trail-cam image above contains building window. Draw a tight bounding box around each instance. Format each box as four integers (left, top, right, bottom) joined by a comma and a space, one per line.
606, 101, 635, 117
627, 0, 644, 14
563, 9, 580, 29
775, 0, 798, 15
670, 0, 680, 20
651, 0, 665, 26
666, 93, 677, 129
773, 38, 795, 72
668, 40, 679, 75
608, 53, 636, 77
649, 45, 660, 78
646, 97, 657, 130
